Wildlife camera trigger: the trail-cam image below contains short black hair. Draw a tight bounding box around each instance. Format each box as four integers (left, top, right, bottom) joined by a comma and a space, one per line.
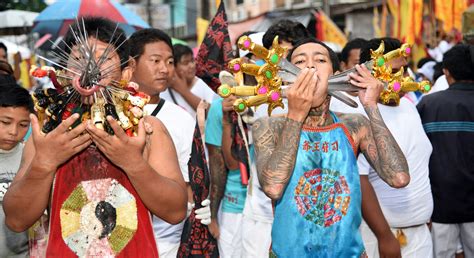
173, 44, 193, 65
262, 20, 309, 49
0, 61, 15, 87
129, 28, 173, 61
432, 62, 443, 82
442, 44, 474, 81
287, 37, 340, 72
0, 84, 34, 113
359, 37, 401, 64
0, 42, 7, 54
0, 60, 13, 75
340, 38, 367, 63
63, 17, 130, 70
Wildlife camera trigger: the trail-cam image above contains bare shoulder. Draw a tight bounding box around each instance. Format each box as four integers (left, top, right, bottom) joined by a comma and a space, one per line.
142, 115, 175, 159
144, 115, 171, 137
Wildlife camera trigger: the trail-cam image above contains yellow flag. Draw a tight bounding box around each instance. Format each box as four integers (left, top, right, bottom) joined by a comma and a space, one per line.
412, 42, 427, 66
453, 0, 468, 31
399, 0, 412, 43
196, 17, 210, 46
318, 10, 348, 47
436, 0, 468, 32
413, 0, 424, 42
399, 0, 423, 44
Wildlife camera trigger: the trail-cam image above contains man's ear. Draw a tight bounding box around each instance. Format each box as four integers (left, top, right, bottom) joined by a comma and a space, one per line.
121, 57, 136, 81
442, 68, 449, 77
443, 68, 455, 85
340, 61, 346, 71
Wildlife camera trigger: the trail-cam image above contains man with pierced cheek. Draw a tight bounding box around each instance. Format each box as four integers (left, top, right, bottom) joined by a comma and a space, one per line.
253, 38, 409, 257
3, 17, 187, 257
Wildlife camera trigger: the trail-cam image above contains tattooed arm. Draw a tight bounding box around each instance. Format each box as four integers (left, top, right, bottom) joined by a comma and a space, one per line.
206, 144, 227, 238
253, 117, 302, 200
361, 105, 409, 188
221, 97, 239, 170
348, 64, 409, 188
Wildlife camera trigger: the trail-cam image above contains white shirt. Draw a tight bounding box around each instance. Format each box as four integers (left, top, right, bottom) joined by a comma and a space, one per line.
330, 96, 433, 227
0, 143, 29, 257
161, 78, 219, 118
425, 75, 449, 96
144, 100, 195, 251
0, 143, 23, 201
243, 99, 289, 222
427, 40, 453, 62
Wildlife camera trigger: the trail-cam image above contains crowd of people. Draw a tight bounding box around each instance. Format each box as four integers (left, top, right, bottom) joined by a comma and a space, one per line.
0, 16, 473, 258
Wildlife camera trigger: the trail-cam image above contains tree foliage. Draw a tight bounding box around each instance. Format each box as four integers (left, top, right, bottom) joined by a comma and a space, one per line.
0, 0, 47, 12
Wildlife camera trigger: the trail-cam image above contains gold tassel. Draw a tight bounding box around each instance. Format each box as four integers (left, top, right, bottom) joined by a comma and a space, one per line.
396, 229, 408, 247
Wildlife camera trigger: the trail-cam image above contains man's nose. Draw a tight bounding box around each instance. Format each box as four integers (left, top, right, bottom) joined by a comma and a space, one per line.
7, 124, 18, 136
158, 62, 169, 74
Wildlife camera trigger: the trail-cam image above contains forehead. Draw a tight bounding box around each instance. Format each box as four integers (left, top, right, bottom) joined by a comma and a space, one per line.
348, 48, 361, 58
179, 53, 193, 59
291, 42, 329, 58
143, 41, 173, 57
0, 106, 30, 118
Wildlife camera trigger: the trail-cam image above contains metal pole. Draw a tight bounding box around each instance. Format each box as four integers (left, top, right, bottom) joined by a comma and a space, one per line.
323, 0, 330, 16
146, 0, 152, 27
170, 2, 175, 37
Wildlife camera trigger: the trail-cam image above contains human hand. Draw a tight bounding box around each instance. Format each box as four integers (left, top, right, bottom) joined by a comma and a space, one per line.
208, 220, 220, 239
222, 95, 237, 113
31, 113, 91, 171
194, 199, 211, 225
378, 233, 402, 258
349, 64, 384, 106
287, 68, 319, 122
86, 116, 146, 172
144, 118, 153, 134
13, 52, 22, 64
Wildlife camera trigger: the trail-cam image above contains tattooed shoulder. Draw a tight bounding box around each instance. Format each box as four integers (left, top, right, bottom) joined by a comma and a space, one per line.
252, 117, 286, 138
336, 112, 370, 147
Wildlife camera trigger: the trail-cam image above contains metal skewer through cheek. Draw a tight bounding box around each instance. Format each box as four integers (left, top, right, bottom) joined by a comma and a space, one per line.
30, 18, 152, 135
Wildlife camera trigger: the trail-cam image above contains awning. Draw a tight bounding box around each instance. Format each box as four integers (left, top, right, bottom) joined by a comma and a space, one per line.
228, 11, 312, 44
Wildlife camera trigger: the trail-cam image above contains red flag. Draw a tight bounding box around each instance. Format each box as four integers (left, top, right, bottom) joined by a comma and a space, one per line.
313, 10, 348, 48
194, 0, 250, 186
195, 1, 234, 92
178, 123, 219, 258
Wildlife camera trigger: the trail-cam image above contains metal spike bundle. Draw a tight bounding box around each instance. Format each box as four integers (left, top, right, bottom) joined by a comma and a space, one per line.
30, 19, 149, 136
217, 37, 432, 115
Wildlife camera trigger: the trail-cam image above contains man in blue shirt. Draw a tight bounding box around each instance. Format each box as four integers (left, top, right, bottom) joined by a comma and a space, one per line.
206, 96, 248, 257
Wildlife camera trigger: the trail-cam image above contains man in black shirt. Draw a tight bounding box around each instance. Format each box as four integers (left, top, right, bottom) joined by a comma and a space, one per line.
417, 44, 474, 258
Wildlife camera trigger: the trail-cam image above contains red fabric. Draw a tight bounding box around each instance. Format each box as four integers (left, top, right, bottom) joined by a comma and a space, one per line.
178, 123, 219, 257
46, 146, 158, 257
314, 11, 324, 41
78, 0, 126, 23
195, 1, 234, 92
